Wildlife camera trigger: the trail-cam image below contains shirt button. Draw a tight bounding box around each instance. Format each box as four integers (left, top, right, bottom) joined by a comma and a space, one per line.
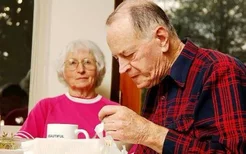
161, 96, 165, 101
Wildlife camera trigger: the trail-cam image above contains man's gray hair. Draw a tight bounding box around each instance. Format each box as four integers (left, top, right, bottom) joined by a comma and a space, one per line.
106, 0, 177, 39
56, 39, 106, 88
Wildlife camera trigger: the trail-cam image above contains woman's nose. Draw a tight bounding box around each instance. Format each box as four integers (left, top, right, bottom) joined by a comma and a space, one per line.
76, 62, 85, 73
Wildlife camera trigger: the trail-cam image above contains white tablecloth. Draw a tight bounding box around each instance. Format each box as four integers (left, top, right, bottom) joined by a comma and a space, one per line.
0, 149, 23, 154
21, 138, 104, 154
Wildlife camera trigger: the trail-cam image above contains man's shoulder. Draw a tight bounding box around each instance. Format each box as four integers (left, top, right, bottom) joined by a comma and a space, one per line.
197, 48, 243, 68
195, 48, 246, 77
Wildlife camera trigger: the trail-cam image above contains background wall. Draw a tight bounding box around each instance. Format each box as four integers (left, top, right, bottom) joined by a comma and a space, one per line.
29, 0, 114, 110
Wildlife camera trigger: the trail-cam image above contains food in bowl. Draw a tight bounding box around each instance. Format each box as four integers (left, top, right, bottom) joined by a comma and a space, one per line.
0, 132, 23, 149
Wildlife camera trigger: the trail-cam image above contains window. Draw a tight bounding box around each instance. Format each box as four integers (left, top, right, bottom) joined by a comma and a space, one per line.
155, 0, 246, 62
0, 0, 34, 126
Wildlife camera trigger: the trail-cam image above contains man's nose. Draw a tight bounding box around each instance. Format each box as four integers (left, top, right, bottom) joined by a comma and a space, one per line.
118, 57, 131, 73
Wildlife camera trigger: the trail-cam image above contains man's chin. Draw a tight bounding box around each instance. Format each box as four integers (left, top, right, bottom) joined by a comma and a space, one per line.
135, 81, 151, 89
135, 80, 158, 89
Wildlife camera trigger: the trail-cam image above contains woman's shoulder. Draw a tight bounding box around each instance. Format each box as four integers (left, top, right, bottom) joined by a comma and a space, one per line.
29, 95, 66, 115
37, 94, 66, 106
99, 96, 119, 105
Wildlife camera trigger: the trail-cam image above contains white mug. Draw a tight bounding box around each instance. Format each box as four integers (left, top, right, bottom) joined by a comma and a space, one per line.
47, 124, 89, 139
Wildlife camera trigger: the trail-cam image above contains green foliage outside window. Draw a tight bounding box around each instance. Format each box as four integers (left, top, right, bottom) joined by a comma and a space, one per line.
167, 0, 246, 62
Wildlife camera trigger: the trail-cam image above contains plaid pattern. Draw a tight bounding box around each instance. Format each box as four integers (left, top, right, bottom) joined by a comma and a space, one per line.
136, 40, 246, 154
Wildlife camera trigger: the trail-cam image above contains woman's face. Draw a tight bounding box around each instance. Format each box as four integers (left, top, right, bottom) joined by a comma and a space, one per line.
63, 49, 97, 91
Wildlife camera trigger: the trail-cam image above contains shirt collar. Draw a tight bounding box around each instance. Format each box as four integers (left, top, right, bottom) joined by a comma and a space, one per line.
167, 39, 199, 88
65, 92, 102, 104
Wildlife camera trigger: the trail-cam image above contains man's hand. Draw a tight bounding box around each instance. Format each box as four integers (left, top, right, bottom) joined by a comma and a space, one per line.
98, 105, 168, 153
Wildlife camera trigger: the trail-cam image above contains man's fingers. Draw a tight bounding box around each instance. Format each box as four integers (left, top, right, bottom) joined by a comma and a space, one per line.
105, 130, 123, 141
98, 105, 120, 121
103, 121, 118, 131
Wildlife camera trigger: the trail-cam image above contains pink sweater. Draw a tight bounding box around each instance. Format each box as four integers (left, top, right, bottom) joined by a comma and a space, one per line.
16, 94, 118, 139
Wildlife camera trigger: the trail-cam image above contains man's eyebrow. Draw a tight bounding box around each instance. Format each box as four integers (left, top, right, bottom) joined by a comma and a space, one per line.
121, 50, 127, 55
114, 49, 126, 57
112, 47, 134, 59
113, 55, 118, 59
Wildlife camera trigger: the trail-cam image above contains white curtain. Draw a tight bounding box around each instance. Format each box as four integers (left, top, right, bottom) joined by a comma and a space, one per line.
29, 0, 52, 110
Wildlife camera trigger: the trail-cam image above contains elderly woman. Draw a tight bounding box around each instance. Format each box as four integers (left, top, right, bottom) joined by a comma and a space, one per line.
16, 39, 118, 139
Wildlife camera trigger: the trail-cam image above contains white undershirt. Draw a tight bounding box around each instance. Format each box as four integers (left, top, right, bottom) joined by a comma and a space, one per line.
65, 92, 102, 104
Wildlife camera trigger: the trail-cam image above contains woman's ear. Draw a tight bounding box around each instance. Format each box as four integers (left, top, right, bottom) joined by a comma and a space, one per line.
154, 26, 169, 53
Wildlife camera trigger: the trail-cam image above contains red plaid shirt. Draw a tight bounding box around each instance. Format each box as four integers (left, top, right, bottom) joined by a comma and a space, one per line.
135, 40, 246, 154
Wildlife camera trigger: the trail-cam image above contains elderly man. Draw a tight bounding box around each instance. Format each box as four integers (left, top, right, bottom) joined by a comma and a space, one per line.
99, 0, 246, 154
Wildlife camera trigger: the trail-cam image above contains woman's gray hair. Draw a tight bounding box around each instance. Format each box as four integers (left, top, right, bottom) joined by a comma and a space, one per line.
56, 39, 106, 88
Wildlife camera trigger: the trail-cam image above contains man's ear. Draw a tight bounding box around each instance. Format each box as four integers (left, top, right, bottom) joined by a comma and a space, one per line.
154, 26, 169, 53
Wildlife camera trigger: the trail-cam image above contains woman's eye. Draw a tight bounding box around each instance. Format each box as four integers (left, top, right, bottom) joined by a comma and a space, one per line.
68, 60, 77, 65
83, 59, 91, 64
85, 61, 91, 64
71, 61, 77, 65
